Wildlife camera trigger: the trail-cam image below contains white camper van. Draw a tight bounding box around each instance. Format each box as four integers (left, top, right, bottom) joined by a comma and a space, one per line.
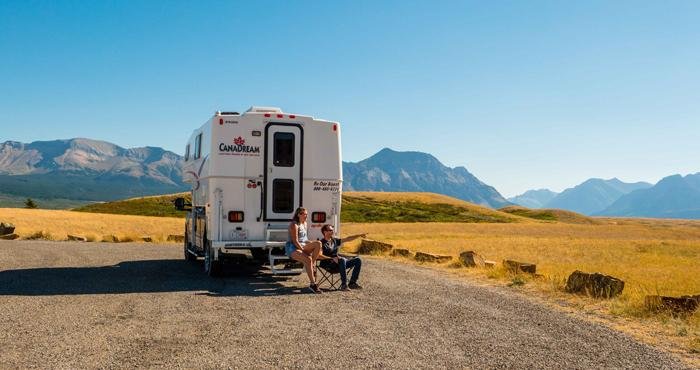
176, 107, 342, 276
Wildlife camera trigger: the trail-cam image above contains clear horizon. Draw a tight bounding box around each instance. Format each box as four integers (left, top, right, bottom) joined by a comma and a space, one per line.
2, 1, 698, 197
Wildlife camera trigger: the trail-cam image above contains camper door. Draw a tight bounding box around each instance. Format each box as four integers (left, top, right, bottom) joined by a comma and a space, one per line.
264, 123, 302, 220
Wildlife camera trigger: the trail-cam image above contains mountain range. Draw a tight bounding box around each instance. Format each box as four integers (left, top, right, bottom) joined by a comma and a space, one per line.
507, 189, 558, 209
343, 148, 510, 208
509, 175, 700, 219
0, 139, 186, 202
595, 173, 700, 219
0, 139, 511, 209
545, 178, 652, 215
1, 138, 698, 219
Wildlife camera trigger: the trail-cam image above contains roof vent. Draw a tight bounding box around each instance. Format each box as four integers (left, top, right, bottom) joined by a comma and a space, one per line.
246, 106, 283, 113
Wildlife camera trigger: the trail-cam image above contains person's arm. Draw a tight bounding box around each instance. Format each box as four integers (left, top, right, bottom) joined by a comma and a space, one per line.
340, 233, 367, 244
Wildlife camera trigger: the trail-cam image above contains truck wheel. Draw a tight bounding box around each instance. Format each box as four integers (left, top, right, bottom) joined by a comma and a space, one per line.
184, 229, 197, 262
204, 239, 222, 277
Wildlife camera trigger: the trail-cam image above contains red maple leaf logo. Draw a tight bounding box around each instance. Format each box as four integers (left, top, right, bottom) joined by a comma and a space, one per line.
233, 136, 245, 146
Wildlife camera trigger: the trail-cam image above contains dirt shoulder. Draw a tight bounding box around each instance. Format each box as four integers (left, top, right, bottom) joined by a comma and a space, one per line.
0, 241, 690, 369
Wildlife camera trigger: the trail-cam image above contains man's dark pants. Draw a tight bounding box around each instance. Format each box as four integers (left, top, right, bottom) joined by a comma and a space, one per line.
338, 257, 362, 285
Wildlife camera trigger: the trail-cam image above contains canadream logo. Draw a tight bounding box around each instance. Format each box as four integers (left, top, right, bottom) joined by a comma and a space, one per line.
219, 136, 260, 153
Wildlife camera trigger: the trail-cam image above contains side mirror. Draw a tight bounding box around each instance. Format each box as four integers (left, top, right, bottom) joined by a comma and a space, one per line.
174, 197, 190, 211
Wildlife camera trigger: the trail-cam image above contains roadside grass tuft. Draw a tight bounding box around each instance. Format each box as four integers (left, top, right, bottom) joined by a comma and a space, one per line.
690, 337, 700, 354
24, 230, 54, 240
508, 275, 527, 287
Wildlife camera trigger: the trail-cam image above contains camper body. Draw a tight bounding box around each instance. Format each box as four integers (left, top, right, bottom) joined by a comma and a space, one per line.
180, 107, 342, 275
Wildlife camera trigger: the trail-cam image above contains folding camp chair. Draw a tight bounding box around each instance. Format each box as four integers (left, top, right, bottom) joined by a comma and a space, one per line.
316, 256, 354, 290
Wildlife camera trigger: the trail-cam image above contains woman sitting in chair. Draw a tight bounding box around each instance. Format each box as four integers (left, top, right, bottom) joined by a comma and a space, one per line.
285, 207, 323, 294
319, 224, 366, 291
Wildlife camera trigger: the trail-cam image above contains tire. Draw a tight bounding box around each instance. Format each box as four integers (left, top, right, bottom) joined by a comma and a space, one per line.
184, 229, 197, 262
204, 239, 222, 277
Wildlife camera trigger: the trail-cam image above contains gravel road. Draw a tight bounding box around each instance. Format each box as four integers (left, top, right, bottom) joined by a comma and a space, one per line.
0, 240, 690, 369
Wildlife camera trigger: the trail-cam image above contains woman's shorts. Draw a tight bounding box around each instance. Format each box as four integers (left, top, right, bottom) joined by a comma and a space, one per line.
285, 241, 297, 257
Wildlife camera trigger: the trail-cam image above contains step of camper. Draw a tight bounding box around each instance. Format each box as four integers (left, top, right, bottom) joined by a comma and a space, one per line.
268, 249, 302, 275
266, 224, 289, 242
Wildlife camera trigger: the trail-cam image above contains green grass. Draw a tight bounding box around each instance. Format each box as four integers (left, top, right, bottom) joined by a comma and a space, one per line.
499, 205, 597, 224
500, 206, 558, 221
0, 192, 93, 210
341, 195, 515, 223
73, 193, 190, 218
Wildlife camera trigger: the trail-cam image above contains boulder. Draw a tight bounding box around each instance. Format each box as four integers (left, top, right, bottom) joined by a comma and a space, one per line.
565, 270, 625, 298
67, 234, 87, 242
414, 252, 452, 263
484, 260, 496, 268
0, 233, 19, 240
0, 222, 16, 235
167, 234, 185, 243
645, 295, 700, 315
459, 251, 485, 268
503, 260, 537, 274
141, 236, 153, 243
357, 239, 393, 255
391, 248, 413, 258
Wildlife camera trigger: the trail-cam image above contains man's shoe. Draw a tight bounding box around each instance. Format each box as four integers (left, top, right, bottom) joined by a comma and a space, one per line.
348, 282, 363, 290
308, 284, 323, 294
339, 284, 350, 291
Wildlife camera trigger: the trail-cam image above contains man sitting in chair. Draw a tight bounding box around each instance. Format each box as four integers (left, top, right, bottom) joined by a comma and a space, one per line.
319, 224, 366, 291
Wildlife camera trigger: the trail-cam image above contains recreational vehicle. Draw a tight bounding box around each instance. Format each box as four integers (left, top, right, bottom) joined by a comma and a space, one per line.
175, 107, 342, 276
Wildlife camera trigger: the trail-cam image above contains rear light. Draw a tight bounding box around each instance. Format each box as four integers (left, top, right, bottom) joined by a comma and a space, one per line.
264, 113, 271, 118
276, 114, 283, 118
228, 211, 244, 222
289, 115, 296, 119
219, 118, 223, 125
333, 124, 337, 131
311, 212, 326, 223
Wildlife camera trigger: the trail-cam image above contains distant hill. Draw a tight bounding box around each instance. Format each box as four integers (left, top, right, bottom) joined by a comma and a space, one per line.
508, 189, 558, 209
343, 148, 511, 209
73, 193, 190, 217
73, 191, 523, 223
544, 178, 652, 215
596, 173, 700, 219
499, 205, 598, 224
0, 139, 187, 204
342, 192, 519, 223
0, 192, 91, 210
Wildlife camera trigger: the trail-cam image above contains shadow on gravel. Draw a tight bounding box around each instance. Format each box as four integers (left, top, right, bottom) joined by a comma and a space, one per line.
0, 259, 306, 296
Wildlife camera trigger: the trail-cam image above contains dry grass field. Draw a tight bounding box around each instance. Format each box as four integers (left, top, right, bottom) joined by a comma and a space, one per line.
0, 208, 183, 242
2, 198, 699, 359
342, 220, 700, 358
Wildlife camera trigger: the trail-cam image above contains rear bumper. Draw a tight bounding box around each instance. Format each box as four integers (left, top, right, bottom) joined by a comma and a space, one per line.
212, 240, 285, 250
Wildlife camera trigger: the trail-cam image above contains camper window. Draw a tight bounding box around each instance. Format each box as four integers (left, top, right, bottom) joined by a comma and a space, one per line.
273, 132, 295, 167
194, 133, 202, 159
185, 144, 190, 161
272, 179, 294, 213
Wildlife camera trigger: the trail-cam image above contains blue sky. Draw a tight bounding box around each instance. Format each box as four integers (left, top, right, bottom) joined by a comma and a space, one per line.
1, 1, 699, 197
